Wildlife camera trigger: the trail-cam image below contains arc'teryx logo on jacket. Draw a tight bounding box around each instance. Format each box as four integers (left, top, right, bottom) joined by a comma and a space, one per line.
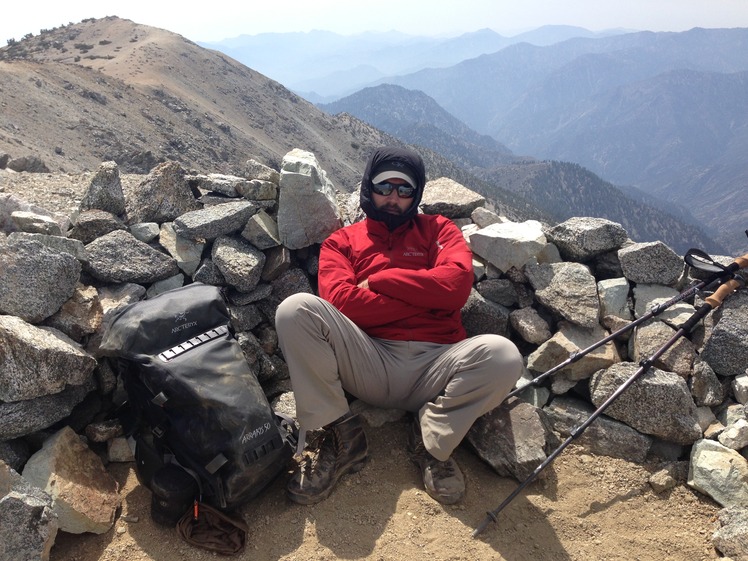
402, 247, 425, 257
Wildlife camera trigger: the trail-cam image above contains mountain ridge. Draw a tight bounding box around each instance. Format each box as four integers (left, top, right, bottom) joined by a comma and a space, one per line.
0, 17, 376, 188
321, 83, 725, 255
0, 17, 728, 255
320, 84, 516, 169
372, 27, 748, 253
0, 17, 543, 225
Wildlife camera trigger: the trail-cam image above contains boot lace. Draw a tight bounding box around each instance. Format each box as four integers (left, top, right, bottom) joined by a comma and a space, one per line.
300, 426, 344, 474
427, 456, 457, 478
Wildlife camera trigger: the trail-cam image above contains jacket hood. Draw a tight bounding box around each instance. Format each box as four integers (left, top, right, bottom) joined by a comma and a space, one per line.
360, 146, 426, 231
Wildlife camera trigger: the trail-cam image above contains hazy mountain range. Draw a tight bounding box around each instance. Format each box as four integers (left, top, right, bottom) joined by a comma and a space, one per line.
377, 28, 748, 255
199, 25, 628, 103
0, 17, 739, 255
206, 26, 747, 254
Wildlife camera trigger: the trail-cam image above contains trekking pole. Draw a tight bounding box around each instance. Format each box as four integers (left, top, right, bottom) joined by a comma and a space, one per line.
473, 268, 746, 538
506, 248, 748, 400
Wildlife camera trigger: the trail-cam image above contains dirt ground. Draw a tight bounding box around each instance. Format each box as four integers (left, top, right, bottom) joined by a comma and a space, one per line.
1, 171, 722, 560
48, 421, 720, 561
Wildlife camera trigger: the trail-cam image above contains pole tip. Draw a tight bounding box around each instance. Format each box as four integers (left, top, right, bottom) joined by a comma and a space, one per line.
472, 514, 494, 538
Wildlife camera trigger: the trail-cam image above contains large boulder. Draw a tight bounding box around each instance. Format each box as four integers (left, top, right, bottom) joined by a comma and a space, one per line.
21, 426, 121, 534
589, 362, 701, 444
0, 238, 81, 323
125, 161, 200, 224
277, 149, 342, 249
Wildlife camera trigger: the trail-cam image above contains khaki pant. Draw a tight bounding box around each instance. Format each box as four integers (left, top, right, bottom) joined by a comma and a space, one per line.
275, 293, 523, 461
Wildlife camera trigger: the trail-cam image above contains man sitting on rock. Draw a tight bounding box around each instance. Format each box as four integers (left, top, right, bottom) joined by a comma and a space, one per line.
275, 145, 523, 505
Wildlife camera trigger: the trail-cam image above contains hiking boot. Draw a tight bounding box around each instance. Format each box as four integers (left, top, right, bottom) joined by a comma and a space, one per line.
287, 413, 368, 505
407, 420, 465, 505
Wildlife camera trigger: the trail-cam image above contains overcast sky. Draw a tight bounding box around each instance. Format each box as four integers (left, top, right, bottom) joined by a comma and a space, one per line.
3, 0, 748, 43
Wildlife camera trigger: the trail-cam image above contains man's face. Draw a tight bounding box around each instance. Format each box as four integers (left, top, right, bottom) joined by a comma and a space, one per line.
371, 177, 415, 215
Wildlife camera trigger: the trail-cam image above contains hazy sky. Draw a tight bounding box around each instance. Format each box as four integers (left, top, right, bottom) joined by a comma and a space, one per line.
3, 0, 748, 43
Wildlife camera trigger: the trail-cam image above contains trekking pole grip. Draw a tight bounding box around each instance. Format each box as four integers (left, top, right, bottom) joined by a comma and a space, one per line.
732, 253, 748, 270
705, 278, 742, 309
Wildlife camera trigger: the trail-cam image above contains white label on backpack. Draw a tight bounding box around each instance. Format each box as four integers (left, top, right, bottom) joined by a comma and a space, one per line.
241, 422, 272, 444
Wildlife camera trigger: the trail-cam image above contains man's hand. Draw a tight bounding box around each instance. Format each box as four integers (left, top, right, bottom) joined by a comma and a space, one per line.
357, 279, 369, 290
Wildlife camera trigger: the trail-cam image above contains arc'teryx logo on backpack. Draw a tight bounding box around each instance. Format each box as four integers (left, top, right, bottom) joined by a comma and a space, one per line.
172, 310, 198, 333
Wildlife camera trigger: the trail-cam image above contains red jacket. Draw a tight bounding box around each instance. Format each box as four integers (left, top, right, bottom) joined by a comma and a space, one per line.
318, 214, 474, 343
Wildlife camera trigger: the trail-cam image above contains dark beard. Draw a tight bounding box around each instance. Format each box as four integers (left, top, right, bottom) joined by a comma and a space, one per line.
378, 204, 404, 215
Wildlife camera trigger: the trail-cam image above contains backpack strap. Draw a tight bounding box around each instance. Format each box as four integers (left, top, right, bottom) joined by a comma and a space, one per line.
274, 411, 299, 450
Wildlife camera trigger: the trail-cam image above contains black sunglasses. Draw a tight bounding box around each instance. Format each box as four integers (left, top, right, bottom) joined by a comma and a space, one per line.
371, 181, 417, 199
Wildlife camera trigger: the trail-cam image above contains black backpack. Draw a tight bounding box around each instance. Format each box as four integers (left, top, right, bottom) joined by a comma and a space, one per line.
100, 283, 296, 512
